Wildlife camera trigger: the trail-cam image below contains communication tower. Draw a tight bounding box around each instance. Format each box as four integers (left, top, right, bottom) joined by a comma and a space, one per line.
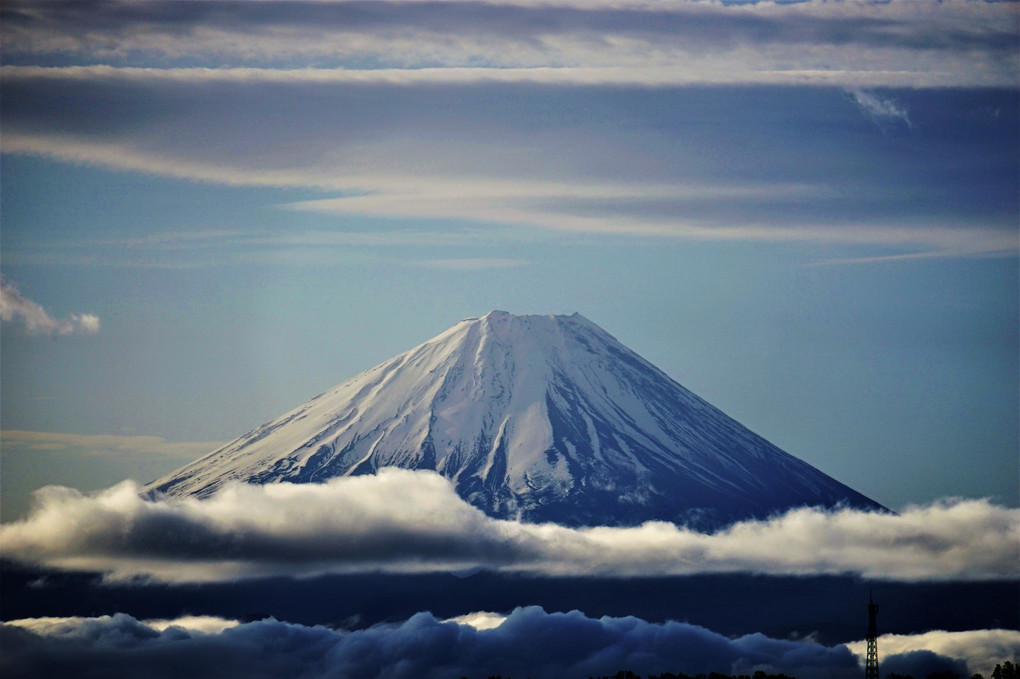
866, 589, 879, 679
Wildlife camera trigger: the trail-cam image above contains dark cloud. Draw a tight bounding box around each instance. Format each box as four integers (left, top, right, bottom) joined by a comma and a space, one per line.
5, 608, 1013, 679
0, 607, 861, 679
880, 650, 969, 679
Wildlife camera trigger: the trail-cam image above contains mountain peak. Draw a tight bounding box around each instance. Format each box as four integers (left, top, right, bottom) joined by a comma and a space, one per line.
468, 310, 591, 323
147, 313, 881, 528
470, 311, 614, 349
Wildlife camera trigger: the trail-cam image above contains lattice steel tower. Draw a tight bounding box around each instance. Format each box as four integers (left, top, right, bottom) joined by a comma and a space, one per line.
866, 589, 879, 679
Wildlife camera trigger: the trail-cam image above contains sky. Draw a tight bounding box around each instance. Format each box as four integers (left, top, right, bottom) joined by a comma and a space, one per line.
0, 0, 1016, 520
0, 1, 1018, 676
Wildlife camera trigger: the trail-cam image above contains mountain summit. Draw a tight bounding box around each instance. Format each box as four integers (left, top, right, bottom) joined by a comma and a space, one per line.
147, 311, 881, 527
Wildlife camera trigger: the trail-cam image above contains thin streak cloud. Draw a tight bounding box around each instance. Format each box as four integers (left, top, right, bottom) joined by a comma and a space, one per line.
417, 258, 529, 270
0, 62, 1007, 89
1, 470, 1015, 583
0, 431, 223, 460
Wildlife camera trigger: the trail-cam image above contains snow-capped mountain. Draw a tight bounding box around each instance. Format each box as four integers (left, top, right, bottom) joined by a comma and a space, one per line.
147, 311, 882, 527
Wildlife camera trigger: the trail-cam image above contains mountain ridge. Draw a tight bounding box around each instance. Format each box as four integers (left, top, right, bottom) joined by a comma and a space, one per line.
147, 311, 882, 527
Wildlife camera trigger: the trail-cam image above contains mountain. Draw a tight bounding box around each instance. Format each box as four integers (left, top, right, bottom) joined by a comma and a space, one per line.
146, 311, 882, 527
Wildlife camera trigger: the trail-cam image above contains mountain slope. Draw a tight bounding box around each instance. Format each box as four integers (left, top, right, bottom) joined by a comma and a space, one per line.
147, 311, 882, 527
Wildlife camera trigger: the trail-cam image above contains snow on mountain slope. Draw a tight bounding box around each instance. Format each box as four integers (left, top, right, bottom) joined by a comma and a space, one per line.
146, 311, 882, 527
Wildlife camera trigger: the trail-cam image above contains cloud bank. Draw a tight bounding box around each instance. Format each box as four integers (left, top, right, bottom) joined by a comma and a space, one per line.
0, 278, 99, 337
7, 608, 1014, 679
1, 469, 1015, 583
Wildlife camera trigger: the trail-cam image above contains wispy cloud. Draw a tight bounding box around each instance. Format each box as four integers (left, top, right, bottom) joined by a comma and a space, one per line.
3, 68, 1015, 261
850, 89, 912, 129
2, 3, 1016, 263
4, 608, 1010, 679
288, 186, 1019, 257
0, 278, 100, 337
6, 227, 537, 270
2, 470, 1015, 583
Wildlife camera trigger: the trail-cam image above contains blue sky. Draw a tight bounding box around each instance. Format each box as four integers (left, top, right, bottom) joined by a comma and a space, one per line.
1, 0, 1017, 521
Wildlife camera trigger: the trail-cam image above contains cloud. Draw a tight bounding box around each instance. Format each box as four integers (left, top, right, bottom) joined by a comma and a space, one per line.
0, 608, 857, 679
8, 614, 241, 636
1, 1, 1015, 88
0, 431, 221, 459
4, 227, 535, 270
846, 629, 1020, 678
2, 68, 1016, 261
1, 470, 1016, 583
445, 611, 509, 631
287, 187, 1018, 258
850, 90, 912, 128
0, 278, 100, 337
881, 651, 969, 679
0, 430, 224, 523
4, 609, 1014, 679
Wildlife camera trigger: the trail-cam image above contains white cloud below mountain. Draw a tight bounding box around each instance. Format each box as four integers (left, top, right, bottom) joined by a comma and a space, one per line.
2, 469, 1015, 583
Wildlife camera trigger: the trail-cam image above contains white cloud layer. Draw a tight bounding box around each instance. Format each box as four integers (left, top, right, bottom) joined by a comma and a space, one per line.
0, 278, 100, 337
1, 469, 1015, 583
3, 608, 1014, 679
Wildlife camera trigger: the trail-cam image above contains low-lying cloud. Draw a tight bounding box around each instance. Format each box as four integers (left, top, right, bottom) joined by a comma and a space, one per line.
0, 278, 99, 337
846, 629, 1020, 679
1, 469, 1015, 583
4, 608, 1014, 679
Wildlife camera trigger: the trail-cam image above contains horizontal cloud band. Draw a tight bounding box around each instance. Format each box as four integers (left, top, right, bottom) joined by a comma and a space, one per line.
1, 469, 1016, 583
3, 0, 1016, 88
5, 608, 1016, 679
